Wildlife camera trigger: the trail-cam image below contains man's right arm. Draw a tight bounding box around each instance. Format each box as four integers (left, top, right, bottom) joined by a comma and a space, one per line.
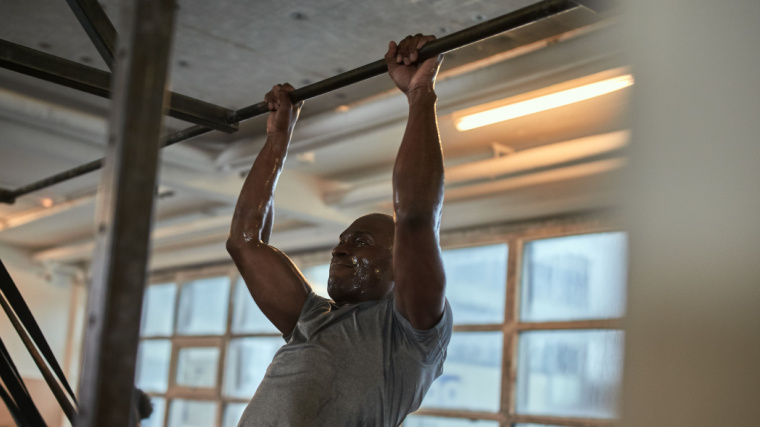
226, 83, 310, 336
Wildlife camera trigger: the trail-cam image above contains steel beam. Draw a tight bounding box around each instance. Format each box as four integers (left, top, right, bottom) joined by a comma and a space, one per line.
0, 40, 238, 133
75, 0, 176, 425
64, 0, 118, 70
0, 0, 584, 203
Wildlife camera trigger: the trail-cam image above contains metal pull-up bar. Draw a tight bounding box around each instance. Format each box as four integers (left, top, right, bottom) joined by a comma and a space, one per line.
0, 0, 591, 205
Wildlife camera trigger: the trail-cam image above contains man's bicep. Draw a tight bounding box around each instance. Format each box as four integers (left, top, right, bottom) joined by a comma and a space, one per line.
229, 242, 311, 335
393, 225, 446, 330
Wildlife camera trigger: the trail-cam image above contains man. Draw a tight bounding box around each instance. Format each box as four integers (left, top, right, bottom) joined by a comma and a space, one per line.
227, 34, 451, 426
130, 388, 153, 427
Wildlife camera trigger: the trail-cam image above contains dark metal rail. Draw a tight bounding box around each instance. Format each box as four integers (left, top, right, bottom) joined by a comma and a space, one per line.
74, 0, 176, 423
64, 0, 118, 70
0, 0, 584, 204
0, 40, 239, 133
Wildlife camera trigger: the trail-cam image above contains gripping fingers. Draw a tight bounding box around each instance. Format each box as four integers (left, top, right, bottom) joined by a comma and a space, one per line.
266, 83, 297, 111
279, 83, 301, 110
408, 33, 425, 62
396, 34, 436, 65
398, 35, 414, 65
265, 84, 282, 111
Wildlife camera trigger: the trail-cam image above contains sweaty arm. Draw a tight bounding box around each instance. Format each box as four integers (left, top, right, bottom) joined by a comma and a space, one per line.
226, 84, 310, 336
385, 35, 447, 330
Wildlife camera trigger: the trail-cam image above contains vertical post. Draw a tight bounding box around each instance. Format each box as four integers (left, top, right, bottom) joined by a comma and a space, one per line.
621, 1, 760, 427
75, 0, 176, 426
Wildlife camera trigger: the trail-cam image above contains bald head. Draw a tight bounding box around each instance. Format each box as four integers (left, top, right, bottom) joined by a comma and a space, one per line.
327, 213, 395, 305
356, 213, 394, 239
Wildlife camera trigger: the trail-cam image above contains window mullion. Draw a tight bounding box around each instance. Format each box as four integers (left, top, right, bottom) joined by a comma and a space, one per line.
501, 237, 521, 427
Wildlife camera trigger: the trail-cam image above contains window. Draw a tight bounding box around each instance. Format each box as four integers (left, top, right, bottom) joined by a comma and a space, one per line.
136, 220, 626, 427
136, 272, 280, 427
410, 228, 627, 426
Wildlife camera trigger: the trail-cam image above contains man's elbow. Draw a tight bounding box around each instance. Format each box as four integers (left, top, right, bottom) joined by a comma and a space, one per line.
226, 236, 265, 260
226, 238, 243, 260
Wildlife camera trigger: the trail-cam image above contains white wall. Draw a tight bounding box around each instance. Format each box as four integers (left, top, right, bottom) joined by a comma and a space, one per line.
621, 1, 760, 426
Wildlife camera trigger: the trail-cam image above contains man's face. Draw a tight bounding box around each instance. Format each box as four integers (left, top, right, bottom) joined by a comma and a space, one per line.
327, 214, 394, 305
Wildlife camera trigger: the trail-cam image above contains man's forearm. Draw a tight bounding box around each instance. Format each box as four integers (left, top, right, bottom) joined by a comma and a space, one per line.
392, 87, 444, 225
228, 132, 291, 246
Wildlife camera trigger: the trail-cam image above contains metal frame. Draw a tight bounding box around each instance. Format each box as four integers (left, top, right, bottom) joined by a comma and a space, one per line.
137, 213, 624, 427
0, 0, 597, 204
75, 0, 177, 426
0, 40, 238, 133
64, 0, 118, 70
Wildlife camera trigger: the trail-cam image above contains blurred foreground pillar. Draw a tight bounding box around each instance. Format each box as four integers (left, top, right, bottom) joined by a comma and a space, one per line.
621, 1, 760, 426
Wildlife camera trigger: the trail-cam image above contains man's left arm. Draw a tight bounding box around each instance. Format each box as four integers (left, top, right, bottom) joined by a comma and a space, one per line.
386, 34, 446, 330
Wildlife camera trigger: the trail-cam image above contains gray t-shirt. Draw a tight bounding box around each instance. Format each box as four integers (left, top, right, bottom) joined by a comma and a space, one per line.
237, 292, 453, 427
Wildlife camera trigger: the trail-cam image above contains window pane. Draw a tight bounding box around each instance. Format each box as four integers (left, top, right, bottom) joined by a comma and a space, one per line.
135, 340, 171, 393
421, 332, 502, 412
176, 276, 230, 335
140, 396, 164, 427
516, 330, 624, 419
176, 347, 220, 388
443, 244, 507, 324
231, 277, 278, 334
224, 337, 283, 398
140, 283, 176, 336
300, 264, 330, 298
223, 403, 248, 427
168, 399, 217, 427
521, 233, 627, 322
404, 415, 499, 426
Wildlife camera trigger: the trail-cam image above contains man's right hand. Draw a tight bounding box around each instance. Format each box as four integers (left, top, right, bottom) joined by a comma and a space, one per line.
265, 83, 303, 136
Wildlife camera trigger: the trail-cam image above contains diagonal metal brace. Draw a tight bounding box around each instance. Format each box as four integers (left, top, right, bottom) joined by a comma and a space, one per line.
64, 0, 118, 70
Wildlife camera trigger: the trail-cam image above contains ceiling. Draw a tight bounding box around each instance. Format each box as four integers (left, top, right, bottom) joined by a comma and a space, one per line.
0, 0, 628, 274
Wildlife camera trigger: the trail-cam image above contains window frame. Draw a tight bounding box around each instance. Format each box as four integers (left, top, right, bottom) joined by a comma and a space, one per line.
140, 213, 623, 427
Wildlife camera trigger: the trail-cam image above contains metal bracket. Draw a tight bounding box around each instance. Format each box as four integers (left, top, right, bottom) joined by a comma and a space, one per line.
0, 188, 16, 205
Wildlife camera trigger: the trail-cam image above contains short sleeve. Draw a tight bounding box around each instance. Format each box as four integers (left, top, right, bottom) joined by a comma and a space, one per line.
283, 291, 335, 342
392, 298, 453, 365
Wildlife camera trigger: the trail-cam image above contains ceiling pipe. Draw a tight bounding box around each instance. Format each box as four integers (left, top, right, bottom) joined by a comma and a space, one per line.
326, 130, 628, 207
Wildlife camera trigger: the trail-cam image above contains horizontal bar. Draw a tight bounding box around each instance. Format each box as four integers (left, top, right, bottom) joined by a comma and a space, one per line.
434, 318, 623, 333
64, 0, 117, 70
0, 0, 582, 203
411, 408, 503, 421
517, 318, 623, 331
140, 331, 282, 340
452, 323, 502, 332
232, 0, 580, 122
512, 414, 616, 426
0, 39, 238, 133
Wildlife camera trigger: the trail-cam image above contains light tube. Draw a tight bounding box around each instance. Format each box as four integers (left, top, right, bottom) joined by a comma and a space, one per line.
455, 74, 634, 131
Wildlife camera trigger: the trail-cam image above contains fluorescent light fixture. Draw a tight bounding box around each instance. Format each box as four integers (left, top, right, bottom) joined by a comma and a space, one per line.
455, 74, 634, 131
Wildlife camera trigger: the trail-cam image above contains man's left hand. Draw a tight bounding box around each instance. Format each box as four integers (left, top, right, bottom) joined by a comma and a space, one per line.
384, 34, 443, 97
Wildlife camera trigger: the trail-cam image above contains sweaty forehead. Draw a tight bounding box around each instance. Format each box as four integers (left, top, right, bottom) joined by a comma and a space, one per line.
341, 215, 394, 242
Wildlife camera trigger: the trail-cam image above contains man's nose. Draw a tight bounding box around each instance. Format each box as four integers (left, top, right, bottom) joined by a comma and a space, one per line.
332, 244, 349, 258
